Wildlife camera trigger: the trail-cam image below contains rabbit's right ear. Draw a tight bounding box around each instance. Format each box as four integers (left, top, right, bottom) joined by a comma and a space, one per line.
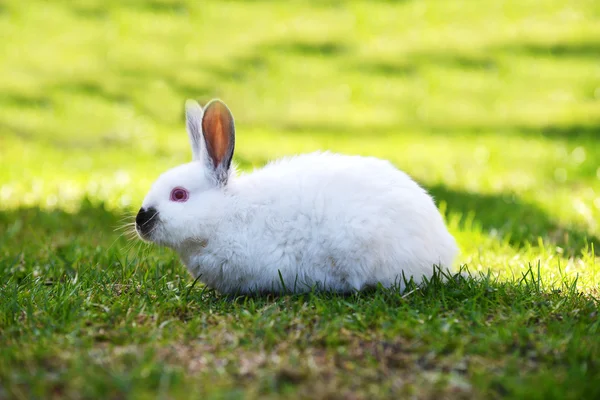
200, 99, 235, 185
185, 99, 204, 161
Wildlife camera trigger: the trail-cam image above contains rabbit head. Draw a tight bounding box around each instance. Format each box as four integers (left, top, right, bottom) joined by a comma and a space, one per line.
135, 99, 235, 248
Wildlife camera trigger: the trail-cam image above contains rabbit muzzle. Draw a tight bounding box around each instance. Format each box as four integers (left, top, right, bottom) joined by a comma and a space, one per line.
135, 207, 159, 240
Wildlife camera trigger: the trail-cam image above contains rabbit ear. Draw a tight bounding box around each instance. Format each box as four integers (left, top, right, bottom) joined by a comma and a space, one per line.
185, 99, 204, 161
201, 99, 235, 185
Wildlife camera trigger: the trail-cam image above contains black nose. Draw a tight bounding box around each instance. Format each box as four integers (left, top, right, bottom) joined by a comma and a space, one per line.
136, 207, 159, 236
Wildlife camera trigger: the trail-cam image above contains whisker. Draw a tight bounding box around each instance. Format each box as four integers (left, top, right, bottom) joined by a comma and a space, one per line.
114, 222, 137, 232
141, 211, 158, 227
107, 231, 130, 252
116, 217, 136, 225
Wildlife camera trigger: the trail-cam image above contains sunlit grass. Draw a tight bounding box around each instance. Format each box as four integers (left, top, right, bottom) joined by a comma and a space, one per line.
1, 0, 599, 398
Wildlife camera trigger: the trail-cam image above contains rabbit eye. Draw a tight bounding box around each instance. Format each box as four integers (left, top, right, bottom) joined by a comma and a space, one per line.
170, 187, 189, 202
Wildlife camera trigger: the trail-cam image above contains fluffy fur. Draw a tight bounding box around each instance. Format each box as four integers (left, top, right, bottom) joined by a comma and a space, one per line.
137, 99, 458, 294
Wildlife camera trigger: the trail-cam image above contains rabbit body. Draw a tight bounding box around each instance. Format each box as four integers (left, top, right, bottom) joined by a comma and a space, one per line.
136, 99, 458, 295
177, 152, 457, 294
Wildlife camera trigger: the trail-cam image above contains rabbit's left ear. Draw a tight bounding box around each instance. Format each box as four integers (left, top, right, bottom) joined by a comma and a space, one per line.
185, 99, 205, 162
201, 99, 235, 185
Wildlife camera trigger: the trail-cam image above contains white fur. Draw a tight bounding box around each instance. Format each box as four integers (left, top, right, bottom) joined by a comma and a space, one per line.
138, 101, 458, 294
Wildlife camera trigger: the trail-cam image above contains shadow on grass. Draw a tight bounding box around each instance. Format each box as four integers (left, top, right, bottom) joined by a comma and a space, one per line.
353, 40, 598, 79
0, 93, 53, 109
0, 199, 179, 288
264, 40, 350, 57
410, 52, 498, 70
72, 0, 188, 15
275, 121, 600, 150
426, 123, 600, 141
498, 41, 600, 58
353, 61, 417, 77
427, 184, 599, 255
1, 178, 597, 271
141, 0, 188, 13
0, 199, 131, 262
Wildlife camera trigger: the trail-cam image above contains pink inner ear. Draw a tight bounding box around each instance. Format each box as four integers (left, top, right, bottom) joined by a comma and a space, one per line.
202, 101, 233, 168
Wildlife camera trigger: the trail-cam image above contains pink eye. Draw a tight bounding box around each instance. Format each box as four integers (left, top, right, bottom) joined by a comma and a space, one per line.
170, 187, 189, 202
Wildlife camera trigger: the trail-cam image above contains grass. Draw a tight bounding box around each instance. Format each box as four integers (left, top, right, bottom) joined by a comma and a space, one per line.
1, 0, 599, 398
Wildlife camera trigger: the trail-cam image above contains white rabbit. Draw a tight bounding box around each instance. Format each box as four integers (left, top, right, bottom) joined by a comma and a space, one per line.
135, 99, 458, 294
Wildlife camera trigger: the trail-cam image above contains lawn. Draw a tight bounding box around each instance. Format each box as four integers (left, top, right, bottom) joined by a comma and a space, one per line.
1, 0, 599, 398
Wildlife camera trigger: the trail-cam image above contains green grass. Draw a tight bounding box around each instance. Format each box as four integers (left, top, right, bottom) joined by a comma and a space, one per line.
1, 0, 599, 398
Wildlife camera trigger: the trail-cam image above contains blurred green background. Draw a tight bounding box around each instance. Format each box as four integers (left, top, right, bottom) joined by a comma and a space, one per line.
1, 0, 600, 398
